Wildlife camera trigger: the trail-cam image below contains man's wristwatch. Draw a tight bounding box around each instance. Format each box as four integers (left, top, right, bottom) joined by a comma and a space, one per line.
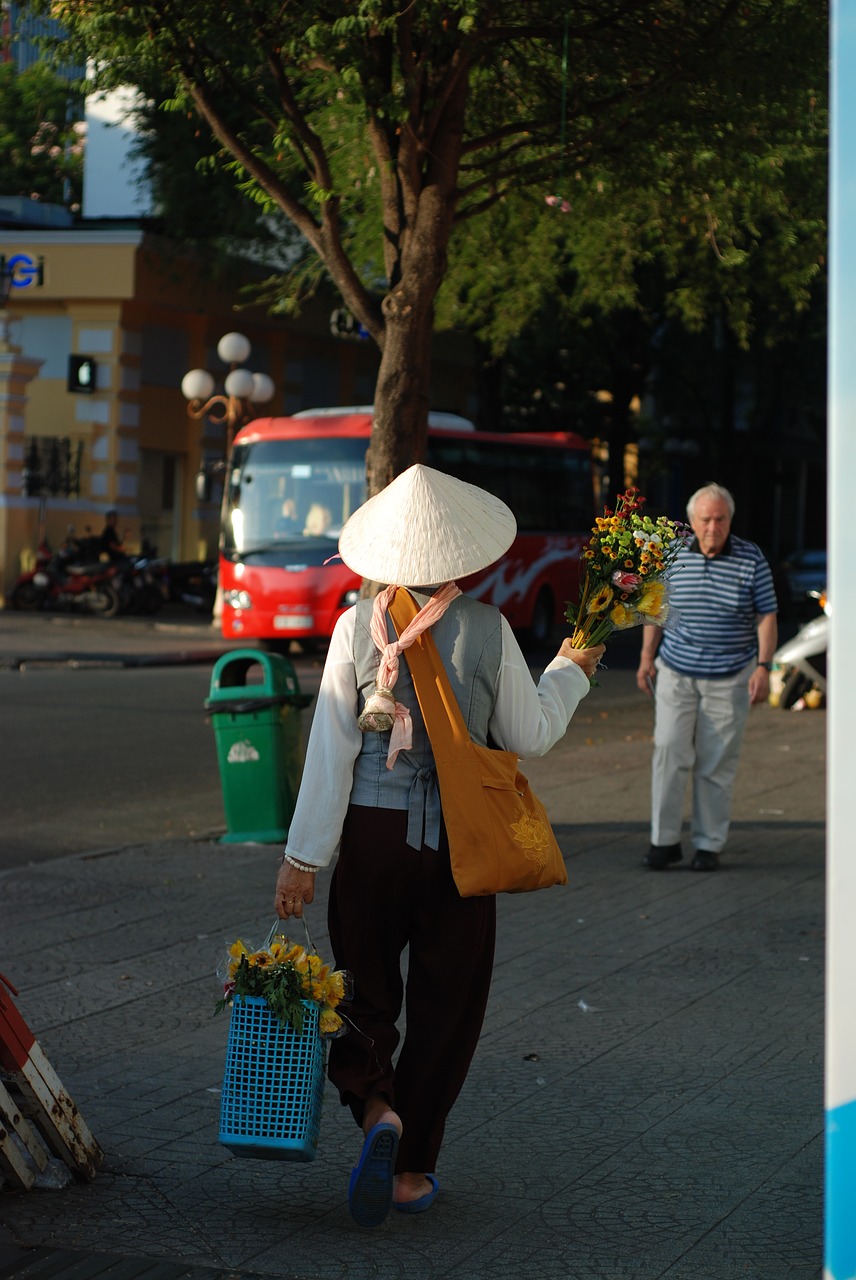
757, 661, 773, 671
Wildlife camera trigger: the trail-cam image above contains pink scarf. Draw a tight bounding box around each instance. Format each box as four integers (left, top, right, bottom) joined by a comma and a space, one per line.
368, 582, 461, 767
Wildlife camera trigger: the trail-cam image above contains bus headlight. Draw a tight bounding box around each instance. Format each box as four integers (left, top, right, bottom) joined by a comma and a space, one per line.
339, 589, 360, 608
224, 589, 253, 610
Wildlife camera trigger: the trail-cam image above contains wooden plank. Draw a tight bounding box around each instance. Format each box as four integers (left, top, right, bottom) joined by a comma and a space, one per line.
28, 1042, 103, 1175
0, 1078, 49, 1173
0, 972, 100, 1180
0, 1120, 36, 1190
10, 1047, 102, 1180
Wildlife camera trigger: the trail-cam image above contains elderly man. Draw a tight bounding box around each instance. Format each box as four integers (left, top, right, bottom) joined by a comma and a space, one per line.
636, 483, 778, 872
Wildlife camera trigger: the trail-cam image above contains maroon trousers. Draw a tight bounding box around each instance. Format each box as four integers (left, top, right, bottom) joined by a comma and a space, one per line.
327, 804, 496, 1174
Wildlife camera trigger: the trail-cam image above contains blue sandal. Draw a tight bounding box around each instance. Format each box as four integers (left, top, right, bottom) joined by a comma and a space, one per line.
348, 1122, 400, 1228
393, 1173, 439, 1214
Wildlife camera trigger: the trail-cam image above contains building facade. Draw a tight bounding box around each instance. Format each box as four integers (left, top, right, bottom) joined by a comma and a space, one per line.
0, 220, 474, 600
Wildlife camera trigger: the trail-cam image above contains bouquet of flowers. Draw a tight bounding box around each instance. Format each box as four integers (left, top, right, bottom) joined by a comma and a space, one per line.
215, 931, 351, 1038
565, 488, 689, 651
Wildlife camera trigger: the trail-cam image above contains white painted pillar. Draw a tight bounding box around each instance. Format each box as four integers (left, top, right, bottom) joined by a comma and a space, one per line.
826, 4, 856, 1276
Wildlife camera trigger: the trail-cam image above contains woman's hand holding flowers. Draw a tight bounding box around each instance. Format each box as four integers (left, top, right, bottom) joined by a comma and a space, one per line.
558, 639, 606, 680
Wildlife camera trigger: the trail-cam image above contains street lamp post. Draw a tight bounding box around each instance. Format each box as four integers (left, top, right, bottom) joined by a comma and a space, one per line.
182, 331, 275, 466
182, 331, 274, 625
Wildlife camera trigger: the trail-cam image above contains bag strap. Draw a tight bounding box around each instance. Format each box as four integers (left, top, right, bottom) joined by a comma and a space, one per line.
265, 915, 315, 954
387, 588, 471, 757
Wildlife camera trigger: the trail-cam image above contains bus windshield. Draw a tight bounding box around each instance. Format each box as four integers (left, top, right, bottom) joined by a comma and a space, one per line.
218, 414, 595, 644
223, 437, 369, 556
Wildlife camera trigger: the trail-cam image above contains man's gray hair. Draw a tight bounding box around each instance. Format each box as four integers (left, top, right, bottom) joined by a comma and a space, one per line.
686, 483, 735, 521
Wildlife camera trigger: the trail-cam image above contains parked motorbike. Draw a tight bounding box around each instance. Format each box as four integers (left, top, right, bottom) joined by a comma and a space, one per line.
770, 589, 829, 709
167, 559, 218, 614
115, 553, 170, 615
11, 535, 122, 617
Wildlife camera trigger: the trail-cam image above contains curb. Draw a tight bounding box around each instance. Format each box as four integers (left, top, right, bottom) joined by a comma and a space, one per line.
0, 650, 232, 671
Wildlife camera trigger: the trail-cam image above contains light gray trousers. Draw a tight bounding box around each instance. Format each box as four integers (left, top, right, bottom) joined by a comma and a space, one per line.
651, 659, 754, 853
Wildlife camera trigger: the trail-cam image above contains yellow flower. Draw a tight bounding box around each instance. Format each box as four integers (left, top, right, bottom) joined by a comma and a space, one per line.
637, 581, 666, 618
610, 602, 636, 628
227, 940, 249, 976
587, 584, 614, 615
320, 1009, 344, 1035
323, 971, 346, 1006
302, 963, 331, 999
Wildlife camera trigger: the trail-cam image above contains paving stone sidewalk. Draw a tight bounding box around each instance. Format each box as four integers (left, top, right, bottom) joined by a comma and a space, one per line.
0, 651, 826, 1280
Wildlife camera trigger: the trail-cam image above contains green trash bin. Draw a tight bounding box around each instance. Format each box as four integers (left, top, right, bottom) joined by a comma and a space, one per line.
206, 649, 313, 844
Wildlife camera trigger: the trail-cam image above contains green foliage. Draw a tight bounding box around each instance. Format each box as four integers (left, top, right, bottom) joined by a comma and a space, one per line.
128, 90, 292, 254
220, 954, 307, 1036
0, 61, 84, 208
34, 0, 827, 461
439, 0, 827, 354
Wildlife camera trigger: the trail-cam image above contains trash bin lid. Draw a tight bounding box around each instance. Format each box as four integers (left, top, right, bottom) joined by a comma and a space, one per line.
208, 648, 304, 702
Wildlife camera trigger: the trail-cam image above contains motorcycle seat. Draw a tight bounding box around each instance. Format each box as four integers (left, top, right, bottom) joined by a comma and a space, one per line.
67, 562, 110, 576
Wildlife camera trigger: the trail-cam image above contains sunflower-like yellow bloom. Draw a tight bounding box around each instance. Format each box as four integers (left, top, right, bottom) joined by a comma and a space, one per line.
637, 581, 666, 618
226, 939, 251, 977
302, 964, 331, 999
323, 971, 346, 1006
610, 601, 637, 628
587, 584, 614, 615
320, 1009, 344, 1036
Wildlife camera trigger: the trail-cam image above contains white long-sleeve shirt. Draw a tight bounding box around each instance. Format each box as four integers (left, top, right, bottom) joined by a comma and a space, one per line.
284, 609, 591, 868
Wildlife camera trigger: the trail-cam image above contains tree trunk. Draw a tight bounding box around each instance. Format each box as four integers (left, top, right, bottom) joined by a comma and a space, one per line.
365, 287, 436, 497
364, 60, 468, 499
357, 287, 437, 598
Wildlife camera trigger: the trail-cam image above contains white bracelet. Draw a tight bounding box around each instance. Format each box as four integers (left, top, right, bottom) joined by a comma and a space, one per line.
282, 853, 319, 874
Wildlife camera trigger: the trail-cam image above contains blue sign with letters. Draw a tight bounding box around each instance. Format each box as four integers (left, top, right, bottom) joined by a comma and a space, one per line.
0, 253, 45, 289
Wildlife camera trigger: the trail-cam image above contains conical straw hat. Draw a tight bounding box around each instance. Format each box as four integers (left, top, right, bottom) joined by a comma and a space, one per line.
338, 464, 517, 586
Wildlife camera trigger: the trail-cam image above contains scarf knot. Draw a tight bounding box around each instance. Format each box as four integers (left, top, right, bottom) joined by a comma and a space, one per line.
357, 582, 461, 767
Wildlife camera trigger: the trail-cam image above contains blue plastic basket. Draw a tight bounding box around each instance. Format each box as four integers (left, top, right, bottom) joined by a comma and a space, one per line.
219, 994, 325, 1161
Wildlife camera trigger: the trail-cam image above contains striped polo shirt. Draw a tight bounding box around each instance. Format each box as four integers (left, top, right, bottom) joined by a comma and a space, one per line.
658, 535, 778, 677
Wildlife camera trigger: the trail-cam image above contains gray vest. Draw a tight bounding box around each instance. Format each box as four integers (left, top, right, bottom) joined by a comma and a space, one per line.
350, 591, 503, 849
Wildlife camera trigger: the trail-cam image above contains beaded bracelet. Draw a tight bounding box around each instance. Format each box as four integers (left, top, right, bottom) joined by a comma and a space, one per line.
282, 852, 319, 873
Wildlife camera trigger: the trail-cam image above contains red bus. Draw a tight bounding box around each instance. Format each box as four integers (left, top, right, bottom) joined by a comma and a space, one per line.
217, 408, 594, 646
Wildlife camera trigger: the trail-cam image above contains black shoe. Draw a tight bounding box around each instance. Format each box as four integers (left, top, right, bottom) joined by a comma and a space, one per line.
643, 843, 683, 870
690, 850, 720, 871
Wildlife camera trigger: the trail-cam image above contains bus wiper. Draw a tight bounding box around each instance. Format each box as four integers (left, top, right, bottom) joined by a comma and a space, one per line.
231, 535, 337, 559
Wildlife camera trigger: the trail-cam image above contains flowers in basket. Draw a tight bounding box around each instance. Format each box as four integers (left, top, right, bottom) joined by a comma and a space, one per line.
215, 933, 351, 1038
565, 488, 689, 652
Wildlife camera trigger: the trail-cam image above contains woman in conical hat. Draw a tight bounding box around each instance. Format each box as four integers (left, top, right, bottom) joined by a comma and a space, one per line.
274, 464, 604, 1227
